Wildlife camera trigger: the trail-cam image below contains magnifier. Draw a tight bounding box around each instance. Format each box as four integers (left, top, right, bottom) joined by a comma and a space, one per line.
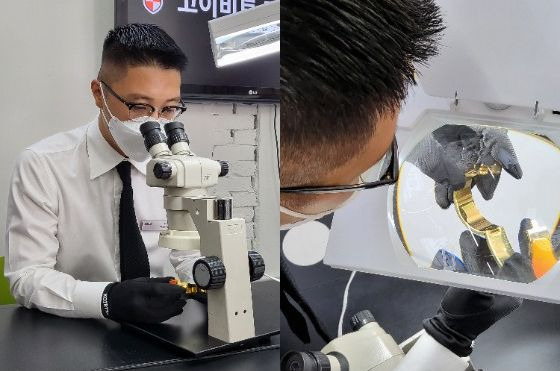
394, 124, 560, 284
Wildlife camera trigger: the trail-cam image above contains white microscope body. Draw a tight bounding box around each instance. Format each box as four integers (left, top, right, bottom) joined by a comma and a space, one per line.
282, 310, 473, 371
140, 121, 264, 343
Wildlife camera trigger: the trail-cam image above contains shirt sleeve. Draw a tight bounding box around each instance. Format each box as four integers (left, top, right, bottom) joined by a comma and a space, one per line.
169, 249, 202, 283
394, 332, 470, 371
5, 149, 111, 318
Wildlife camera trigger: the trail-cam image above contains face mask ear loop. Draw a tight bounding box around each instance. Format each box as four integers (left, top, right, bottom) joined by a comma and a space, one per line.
99, 83, 115, 125
279, 205, 319, 220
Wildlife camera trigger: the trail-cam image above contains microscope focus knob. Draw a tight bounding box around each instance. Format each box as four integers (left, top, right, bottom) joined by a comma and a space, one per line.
193, 256, 226, 290
248, 250, 265, 282
153, 161, 173, 179
218, 160, 229, 177
350, 310, 376, 331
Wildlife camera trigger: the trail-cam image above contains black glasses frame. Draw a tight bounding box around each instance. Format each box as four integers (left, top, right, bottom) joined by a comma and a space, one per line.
280, 139, 399, 194
99, 80, 187, 119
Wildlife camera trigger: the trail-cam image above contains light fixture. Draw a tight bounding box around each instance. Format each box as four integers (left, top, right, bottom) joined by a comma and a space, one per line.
208, 1, 280, 68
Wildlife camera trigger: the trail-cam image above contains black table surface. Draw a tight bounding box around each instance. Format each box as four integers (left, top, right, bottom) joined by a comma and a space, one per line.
127, 276, 279, 356
0, 280, 280, 371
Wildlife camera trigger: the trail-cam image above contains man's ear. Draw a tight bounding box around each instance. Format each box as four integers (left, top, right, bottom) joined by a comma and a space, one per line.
91, 80, 103, 109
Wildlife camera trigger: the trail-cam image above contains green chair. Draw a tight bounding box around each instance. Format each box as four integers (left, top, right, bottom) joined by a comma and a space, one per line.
0, 257, 16, 304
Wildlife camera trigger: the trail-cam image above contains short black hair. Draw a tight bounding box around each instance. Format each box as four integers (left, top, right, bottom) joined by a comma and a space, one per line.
100, 23, 187, 79
281, 0, 444, 187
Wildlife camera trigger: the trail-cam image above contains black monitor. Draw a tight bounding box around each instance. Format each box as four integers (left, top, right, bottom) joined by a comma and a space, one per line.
114, 0, 279, 102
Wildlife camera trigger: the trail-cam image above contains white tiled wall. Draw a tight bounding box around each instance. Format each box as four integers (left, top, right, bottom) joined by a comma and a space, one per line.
180, 102, 278, 271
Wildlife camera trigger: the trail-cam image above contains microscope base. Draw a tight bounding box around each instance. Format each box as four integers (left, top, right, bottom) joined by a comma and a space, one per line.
124, 280, 279, 357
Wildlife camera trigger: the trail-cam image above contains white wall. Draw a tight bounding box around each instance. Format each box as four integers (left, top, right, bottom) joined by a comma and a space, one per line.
0, 0, 114, 254
0, 1, 279, 275
256, 105, 280, 277
182, 102, 280, 276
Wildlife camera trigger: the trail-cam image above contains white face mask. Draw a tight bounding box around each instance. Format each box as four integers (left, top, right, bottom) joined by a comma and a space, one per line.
280, 191, 359, 230
99, 86, 170, 162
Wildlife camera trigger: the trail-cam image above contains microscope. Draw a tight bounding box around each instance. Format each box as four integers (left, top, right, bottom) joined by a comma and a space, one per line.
281, 310, 476, 371
282, 310, 404, 371
139, 121, 265, 343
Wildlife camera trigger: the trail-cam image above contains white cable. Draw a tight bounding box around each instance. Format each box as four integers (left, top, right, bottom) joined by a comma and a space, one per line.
264, 273, 280, 282
337, 270, 357, 337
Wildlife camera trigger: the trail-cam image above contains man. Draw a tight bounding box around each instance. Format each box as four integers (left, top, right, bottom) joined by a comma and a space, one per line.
280, 0, 524, 369
5, 24, 199, 324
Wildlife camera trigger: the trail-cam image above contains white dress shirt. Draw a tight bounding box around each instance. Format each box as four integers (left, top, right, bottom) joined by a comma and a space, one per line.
5, 117, 200, 319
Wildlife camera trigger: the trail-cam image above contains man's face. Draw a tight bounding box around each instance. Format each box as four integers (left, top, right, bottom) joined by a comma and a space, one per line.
92, 65, 182, 123
280, 110, 399, 226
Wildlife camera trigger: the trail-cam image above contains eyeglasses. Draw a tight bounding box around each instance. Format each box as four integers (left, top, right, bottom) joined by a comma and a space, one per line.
100, 81, 187, 122
280, 138, 399, 194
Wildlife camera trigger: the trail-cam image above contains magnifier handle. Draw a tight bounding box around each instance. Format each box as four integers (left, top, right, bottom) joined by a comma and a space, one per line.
530, 238, 557, 278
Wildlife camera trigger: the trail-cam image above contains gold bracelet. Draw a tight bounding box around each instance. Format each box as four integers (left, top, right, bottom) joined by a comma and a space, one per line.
453, 165, 514, 268
169, 278, 207, 294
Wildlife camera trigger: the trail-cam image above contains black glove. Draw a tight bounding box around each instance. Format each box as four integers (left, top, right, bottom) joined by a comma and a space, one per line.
423, 288, 522, 357
101, 277, 187, 324
459, 218, 560, 283
410, 125, 522, 209
459, 230, 536, 283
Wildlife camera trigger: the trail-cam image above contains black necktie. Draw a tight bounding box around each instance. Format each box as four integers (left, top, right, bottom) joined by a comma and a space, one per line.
116, 161, 150, 281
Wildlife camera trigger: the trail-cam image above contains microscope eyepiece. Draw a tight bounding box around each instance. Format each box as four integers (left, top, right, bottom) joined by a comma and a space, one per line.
281, 351, 332, 371
140, 121, 161, 136
164, 121, 190, 147
140, 121, 167, 151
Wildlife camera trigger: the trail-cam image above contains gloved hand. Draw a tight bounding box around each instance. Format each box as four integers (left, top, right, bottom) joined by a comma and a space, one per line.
460, 219, 560, 283
101, 277, 187, 324
423, 288, 522, 357
409, 125, 522, 209
188, 291, 208, 305
168, 278, 208, 305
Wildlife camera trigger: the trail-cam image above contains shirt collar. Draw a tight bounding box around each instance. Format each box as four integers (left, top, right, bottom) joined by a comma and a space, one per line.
86, 116, 148, 180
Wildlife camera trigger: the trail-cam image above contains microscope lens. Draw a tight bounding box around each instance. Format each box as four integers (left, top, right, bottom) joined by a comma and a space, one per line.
164, 121, 190, 147
281, 351, 332, 371
139, 121, 167, 151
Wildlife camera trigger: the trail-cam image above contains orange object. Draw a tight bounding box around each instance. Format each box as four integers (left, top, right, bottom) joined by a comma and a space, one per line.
531, 238, 557, 278
169, 278, 178, 285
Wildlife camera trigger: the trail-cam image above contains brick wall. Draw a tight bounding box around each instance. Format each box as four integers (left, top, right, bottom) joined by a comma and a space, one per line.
188, 103, 260, 250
